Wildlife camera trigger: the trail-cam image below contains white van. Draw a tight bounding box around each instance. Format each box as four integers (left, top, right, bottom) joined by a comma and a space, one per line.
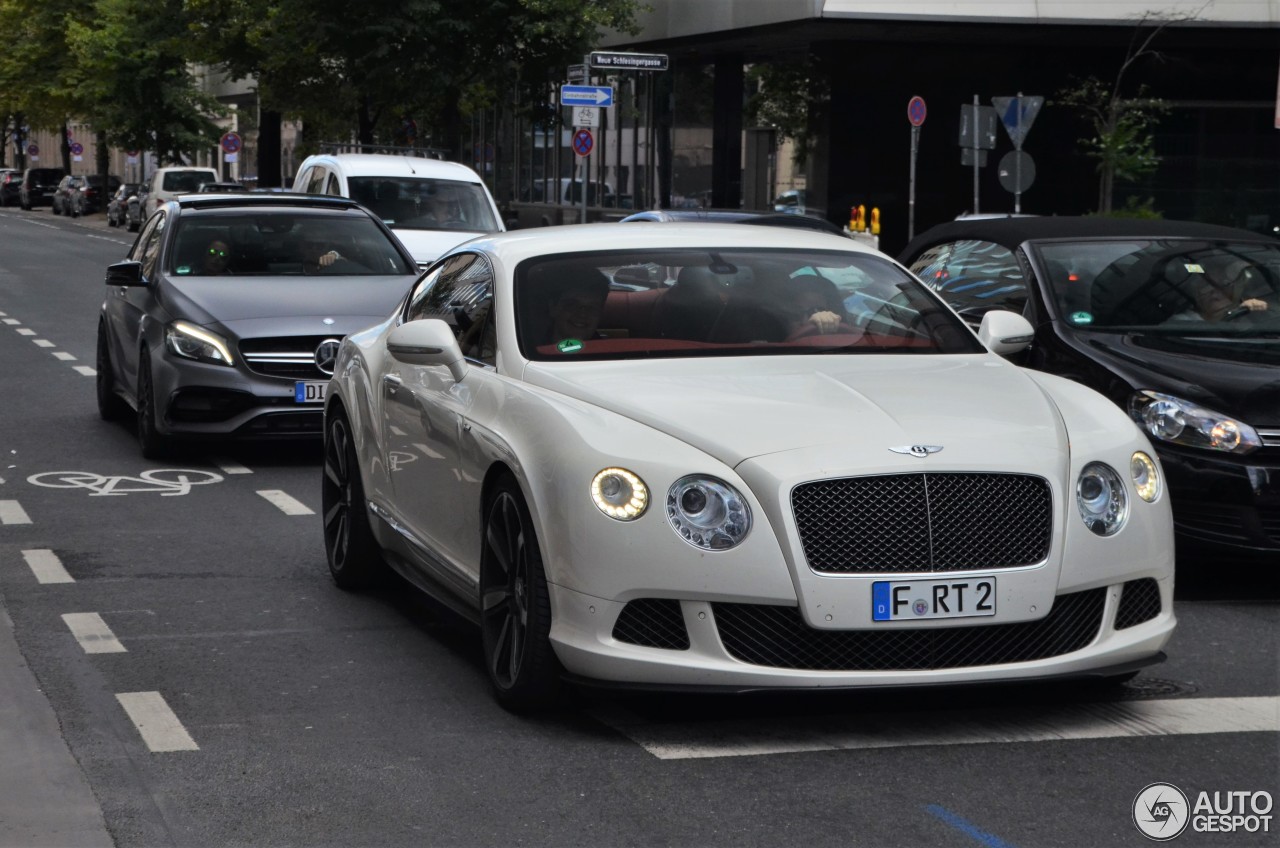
292, 154, 504, 266
143, 166, 220, 219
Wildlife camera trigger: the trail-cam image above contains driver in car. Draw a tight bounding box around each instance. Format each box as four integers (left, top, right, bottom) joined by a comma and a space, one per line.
1167, 257, 1270, 323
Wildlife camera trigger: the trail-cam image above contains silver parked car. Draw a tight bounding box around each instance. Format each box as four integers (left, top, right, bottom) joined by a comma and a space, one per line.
96, 193, 420, 456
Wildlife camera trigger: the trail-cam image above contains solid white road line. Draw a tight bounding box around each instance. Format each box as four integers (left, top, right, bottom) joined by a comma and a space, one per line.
0, 501, 32, 525
73, 366, 96, 377
257, 490, 314, 516
23, 549, 74, 584
61, 613, 126, 654
53, 352, 76, 361
115, 692, 198, 752
211, 458, 252, 474
596, 696, 1280, 760
15, 328, 34, 336
33, 339, 55, 348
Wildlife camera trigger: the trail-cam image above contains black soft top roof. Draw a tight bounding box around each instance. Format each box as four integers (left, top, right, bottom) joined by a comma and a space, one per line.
898, 216, 1276, 263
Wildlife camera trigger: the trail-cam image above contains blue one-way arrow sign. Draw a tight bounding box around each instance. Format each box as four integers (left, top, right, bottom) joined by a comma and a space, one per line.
560, 85, 614, 107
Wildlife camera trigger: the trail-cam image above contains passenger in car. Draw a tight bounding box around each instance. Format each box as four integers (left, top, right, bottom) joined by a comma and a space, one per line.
543, 267, 611, 346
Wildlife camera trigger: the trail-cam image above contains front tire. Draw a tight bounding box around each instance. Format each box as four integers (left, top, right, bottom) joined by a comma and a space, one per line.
322, 408, 384, 589
135, 347, 170, 459
95, 323, 127, 421
479, 476, 562, 712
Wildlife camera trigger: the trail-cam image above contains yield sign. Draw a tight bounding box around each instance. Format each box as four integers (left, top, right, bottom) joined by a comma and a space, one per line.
991, 95, 1043, 148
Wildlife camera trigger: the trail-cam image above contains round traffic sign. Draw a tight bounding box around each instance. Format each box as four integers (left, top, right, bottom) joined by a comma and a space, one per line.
127, 149, 140, 158
26, 143, 38, 156
220, 132, 242, 154
69, 142, 84, 156
997, 150, 1036, 193
908, 96, 927, 127
572, 129, 594, 157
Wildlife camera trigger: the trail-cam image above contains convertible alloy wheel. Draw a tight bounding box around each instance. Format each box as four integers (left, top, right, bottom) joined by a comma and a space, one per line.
95, 323, 127, 421
322, 410, 383, 589
135, 348, 170, 459
479, 477, 561, 711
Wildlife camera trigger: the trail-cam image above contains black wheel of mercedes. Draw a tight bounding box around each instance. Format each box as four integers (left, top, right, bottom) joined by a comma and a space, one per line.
95, 323, 127, 421
479, 476, 562, 712
135, 347, 170, 459
322, 409, 384, 589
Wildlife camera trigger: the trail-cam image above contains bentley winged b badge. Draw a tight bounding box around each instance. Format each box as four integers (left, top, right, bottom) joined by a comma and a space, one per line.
889, 445, 944, 458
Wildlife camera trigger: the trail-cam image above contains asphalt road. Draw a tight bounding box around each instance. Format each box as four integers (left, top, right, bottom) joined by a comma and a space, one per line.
0, 206, 1276, 848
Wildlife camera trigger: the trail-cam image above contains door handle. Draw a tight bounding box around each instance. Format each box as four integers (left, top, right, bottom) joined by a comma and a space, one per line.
382, 374, 403, 394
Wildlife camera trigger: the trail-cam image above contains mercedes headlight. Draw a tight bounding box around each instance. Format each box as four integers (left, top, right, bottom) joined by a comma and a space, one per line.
1129, 390, 1260, 454
1076, 462, 1128, 536
591, 468, 649, 520
1130, 451, 1162, 503
666, 475, 752, 550
165, 320, 234, 366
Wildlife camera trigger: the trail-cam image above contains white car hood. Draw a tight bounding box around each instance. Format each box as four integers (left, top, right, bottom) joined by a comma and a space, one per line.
523, 355, 1066, 468
390, 228, 485, 266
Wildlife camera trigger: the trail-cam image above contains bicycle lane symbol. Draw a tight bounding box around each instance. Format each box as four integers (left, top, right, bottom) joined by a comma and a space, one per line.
27, 469, 224, 497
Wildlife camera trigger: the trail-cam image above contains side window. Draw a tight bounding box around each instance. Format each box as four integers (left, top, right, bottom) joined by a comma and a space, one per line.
909, 239, 1025, 313
404, 253, 495, 363
306, 167, 327, 194
325, 173, 343, 196
137, 212, 167, 279
291, 168, 309, 191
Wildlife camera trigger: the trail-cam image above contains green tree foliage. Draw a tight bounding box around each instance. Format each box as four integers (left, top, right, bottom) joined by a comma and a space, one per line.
745, 56, 830, 166
66, 0, 224, 164
0, 0, 89, 168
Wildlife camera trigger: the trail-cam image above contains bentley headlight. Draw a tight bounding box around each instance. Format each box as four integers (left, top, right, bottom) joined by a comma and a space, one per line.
1130, 451, 1162, 503
666, 475, 752, 550
1076, 462, 1128, 536
165, 320, 233, 366
1129, 390, 1260, 454
591, 468, 648, 520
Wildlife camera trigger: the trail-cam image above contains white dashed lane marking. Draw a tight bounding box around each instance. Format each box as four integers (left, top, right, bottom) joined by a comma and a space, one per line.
33, 339, 55, 348
62, 613, 127, 654
212, 458, 253, 475
257, 490, 314, 515
2, 318, 19, 326
16, 328, 34, 336
23, 549, 74, 583
595, 696, 1280, 760
115, 692, 199, 752
53, 352, 76, 361
73, 366, 95, 377
0, 501, 32, 525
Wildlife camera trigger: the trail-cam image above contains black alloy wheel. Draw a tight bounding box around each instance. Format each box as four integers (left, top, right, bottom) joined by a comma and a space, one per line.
95, 323, 127, 421
135, 347, 170, 459
479, 476, 561, 711
322, 409, 383, 589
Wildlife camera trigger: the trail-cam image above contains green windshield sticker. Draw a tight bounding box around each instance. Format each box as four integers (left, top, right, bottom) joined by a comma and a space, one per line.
1069, 311, 1093, 325
175, 266, 192, 275
557, 338, 584, 354
1184, 263, 1204, 274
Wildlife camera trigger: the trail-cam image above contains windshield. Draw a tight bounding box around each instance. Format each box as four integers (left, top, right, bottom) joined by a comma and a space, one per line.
347, 177, 498, 232
1035, 239, 1280, 335
516, 249, 982, 360
169, 213, 415, 276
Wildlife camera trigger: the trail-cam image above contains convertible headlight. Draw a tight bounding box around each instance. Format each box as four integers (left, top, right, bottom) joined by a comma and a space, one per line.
591, 468, 648, 520
1128, 390, 1260, 455
1076, 462, 1128, 536
666, 475, 752, 550
1130, 451, 1162, 503
165, 321, 234, 366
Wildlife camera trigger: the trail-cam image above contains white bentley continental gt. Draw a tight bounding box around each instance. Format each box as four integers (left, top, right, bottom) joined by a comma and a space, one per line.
321, 223, 1176, 711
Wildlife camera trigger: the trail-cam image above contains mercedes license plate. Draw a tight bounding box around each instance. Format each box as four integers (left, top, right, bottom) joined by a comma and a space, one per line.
295, 381, 327, 403
872, 576, 996, 621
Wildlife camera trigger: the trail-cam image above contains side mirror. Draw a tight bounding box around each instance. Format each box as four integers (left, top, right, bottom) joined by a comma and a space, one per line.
387, 318, 468, 382
105, 260, 145, 287
978, 310, 1035, 355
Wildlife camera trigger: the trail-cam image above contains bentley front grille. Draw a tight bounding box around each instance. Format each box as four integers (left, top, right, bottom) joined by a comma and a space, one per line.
792, 473, 1052, 574
712, 588, 1105, 671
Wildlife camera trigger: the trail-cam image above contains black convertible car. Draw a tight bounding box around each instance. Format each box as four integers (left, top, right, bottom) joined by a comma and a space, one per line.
900, 217, 1280, 555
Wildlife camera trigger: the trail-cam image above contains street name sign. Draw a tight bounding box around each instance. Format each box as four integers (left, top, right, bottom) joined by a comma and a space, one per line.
561, 85, 614, 107
589, 51, 668, 71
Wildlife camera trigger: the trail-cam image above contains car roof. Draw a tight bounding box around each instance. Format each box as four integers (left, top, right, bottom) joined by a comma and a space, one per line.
173, 193, 366, 213
899, 216, 1275, 261
461, 222, 879, 268
297, 153, 485, 183
622, 208, 845, 235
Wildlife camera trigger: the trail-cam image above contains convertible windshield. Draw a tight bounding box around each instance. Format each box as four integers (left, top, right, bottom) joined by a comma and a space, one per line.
347, 177, 498, 232
170, 213, 415, 276
1035, 239, 1280, 334
516, 249, 983, 360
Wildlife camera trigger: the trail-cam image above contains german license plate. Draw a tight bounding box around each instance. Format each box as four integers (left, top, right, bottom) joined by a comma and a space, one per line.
295, 381, 327, 403
872, 576, 997, 621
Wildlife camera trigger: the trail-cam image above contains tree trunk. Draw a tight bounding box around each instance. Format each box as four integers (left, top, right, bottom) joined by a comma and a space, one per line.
97, 130, 110, 217
61, 120, 72, 173
257, 110, 282, 187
